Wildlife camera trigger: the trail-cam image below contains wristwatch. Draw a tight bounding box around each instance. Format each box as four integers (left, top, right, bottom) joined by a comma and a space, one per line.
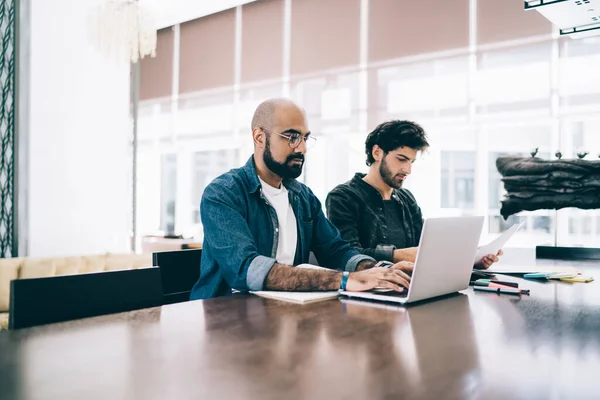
375, 261, 394, 268
339, 271, 350, 291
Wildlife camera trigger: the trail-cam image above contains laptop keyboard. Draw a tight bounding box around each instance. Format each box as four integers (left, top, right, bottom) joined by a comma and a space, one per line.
368, 289, 408, 298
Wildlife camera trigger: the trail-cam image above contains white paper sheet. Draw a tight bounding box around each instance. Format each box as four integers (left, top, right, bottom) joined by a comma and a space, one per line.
474, 222, 525, 263
251, 291, 339, 304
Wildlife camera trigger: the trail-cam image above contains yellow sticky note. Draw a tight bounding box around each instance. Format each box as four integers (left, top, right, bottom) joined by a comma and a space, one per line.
559, 276, 594, 283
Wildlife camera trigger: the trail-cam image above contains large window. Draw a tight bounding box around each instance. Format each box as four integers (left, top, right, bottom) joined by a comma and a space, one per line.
135, 1, 600, 250
373, 56, 469, 125
476, 41, 552, 115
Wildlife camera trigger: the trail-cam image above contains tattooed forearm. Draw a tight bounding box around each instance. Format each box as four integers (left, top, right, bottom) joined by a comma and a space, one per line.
356, 260, 376, 271
264, 264, 342, 291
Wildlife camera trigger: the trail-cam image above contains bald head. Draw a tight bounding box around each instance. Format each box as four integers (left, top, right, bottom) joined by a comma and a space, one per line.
251, 98, 305, 131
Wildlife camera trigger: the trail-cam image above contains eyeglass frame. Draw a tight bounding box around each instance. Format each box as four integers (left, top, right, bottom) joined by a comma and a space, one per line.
259, 127, 317, 149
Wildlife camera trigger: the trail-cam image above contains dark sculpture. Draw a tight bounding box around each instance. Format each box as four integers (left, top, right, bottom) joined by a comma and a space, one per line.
497, 156, 600, 219
530, 147, 539, 158
555, 150, 562, 160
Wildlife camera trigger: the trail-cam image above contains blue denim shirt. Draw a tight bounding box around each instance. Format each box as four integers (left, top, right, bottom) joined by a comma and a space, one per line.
190, 156, 374, 299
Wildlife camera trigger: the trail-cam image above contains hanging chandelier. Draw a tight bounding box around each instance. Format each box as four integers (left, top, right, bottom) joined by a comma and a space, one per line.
89, 0, 157, 64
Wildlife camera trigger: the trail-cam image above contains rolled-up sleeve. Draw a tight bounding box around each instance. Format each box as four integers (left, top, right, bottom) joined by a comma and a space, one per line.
345, 253, 375, 272
374, 245, 395, 262
246, 255, 277, 291
201, 183, 276, 292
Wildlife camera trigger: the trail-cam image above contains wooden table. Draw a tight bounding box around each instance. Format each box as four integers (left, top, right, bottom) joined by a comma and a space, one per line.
1, 250, 600, 400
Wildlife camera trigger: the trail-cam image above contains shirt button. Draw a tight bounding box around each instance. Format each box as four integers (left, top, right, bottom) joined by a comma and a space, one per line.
275, 228, 279, 233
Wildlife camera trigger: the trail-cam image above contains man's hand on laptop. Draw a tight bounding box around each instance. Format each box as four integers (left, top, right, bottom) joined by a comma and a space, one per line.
390, 261, 414, 276
393, 247, 418, 263
346, 268, 410, 292
474, 249, 503, 269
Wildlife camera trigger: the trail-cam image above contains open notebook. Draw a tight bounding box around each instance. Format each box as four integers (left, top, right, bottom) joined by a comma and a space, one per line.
251, 290, 339, 304
250, 264, 340, 304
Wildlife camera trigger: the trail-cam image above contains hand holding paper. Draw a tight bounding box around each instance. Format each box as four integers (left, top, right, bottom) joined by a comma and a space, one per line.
474, 222, 525, 267
475, 249, 503, 269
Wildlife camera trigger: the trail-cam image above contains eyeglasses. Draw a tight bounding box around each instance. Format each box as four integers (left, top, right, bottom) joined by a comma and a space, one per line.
260, 127, 317, 149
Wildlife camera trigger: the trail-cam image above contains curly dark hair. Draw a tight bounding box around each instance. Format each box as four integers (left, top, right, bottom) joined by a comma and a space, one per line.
365, 120, 429, 166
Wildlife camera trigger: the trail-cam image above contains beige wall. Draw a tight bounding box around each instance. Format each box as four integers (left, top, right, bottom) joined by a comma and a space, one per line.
140, 0, 556, 96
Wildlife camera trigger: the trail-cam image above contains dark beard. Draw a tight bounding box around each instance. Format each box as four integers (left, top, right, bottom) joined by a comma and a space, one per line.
263, 135, 304, 179
379, 156, 404, 189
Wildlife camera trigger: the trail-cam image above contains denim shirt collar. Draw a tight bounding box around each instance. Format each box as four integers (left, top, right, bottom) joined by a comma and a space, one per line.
242, 155, 302, 195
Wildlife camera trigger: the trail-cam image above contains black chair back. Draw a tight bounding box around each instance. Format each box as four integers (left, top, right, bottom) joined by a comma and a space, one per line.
152, 249, 202, 304
9, 267, 163, 330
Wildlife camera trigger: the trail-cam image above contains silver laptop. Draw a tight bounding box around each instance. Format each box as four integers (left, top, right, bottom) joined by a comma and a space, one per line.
339, 216, 484, 305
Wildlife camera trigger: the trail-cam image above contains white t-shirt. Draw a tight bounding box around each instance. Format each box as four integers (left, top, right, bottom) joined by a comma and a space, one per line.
259, 177, 298, 266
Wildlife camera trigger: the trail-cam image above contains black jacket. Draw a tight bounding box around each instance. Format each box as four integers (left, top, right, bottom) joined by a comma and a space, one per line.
326, 173, 424, 262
